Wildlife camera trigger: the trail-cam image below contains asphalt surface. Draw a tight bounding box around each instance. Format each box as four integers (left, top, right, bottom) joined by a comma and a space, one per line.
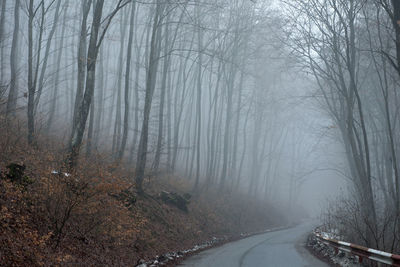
181, 223, 328, 267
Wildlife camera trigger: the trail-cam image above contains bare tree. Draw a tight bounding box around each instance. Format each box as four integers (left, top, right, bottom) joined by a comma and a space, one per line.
6, 0, 20, 117
135, 1, 165, 192
67, 0, 130, 168
117, 0, 136, 161
0, 0, 7, 87
283, 0, 378, 246
47, 1, 67, 133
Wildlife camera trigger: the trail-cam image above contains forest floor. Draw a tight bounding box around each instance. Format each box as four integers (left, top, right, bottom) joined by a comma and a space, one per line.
0, 117, 287, 266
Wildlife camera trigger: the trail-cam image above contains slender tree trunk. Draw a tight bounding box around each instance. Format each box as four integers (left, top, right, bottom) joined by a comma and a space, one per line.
166, 64, 172, 169
47, 2, 66, 133
206, 60, 222, 187
6, 0, 20, 117
171, 34, 195, 172
34, 0, 62, 114
193, 6, 203, 190
68, 12, 78, 123
0, 0, 7, 86
68, 0, 104, 168
93, 45, 105, 149
129, 5, 146, 164
153, 13, 170, 172
112, 11, 127, 155
128, 55, 141, 163
391, 0, 400, 76
27, 0, 38, 144
117, 0, 136, 161
86, 92, 95, 156
219, 70, 235, 190
135, 2, 164, 192
235, 104, 251, 190
231, 67, 244, 181
72, 0, 91, 136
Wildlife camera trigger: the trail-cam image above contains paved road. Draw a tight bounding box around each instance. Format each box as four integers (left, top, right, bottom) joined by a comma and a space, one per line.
181, 223, 328, 267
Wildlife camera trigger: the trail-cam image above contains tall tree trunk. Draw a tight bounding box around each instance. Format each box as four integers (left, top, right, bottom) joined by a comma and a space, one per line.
68, 11, 78, 123
231, 66, 244, 182
193, 6, 203, 190
72, 0, 91, 136
93, 45, 105, 150
153, 14, 170, 172
129, 4, 146, 164
171, 34, 195, 172
112, 11, 128, 156
0, 0, 7, 87
34, 0, 62, 114
6, 0, 20, 117
235, 104, 251, 190
135, 2, 164, 192
166, 64, 173, 170
86, 91, 95, 156
117, 0, 136, 161
67, 0, 127, 167
219, 70, 235, 190
27, 0, 40, 144
68, 0, 104, 168
47, 1, 65, 133
128, 53, 141, 163
391, 0, 400, 76
205, 58, 222, 187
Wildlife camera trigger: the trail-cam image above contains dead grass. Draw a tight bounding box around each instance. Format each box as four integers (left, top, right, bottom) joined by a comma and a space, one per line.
0, 116, 286, 266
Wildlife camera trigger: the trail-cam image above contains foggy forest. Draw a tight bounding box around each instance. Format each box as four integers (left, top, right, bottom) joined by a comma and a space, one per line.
1, 0, 400, 266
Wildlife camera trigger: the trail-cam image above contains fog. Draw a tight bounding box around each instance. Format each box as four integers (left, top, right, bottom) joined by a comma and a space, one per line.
2, 1, 400, 252
0, 0, 348, 216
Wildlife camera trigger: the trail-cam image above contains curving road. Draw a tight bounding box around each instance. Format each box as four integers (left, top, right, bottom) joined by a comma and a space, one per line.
181, 223, 327, 267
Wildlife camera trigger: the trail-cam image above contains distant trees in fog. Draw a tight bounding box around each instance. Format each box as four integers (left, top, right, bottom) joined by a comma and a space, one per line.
0, 0, 311, 212
285, 0, 400, 252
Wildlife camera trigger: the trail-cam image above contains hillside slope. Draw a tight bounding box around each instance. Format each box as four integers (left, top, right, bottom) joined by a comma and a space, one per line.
0, 120, 286, 266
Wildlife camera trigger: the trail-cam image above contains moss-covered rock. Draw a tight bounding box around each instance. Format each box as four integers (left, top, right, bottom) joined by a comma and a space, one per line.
160, 191, 191, 212
3, 163, 34, 188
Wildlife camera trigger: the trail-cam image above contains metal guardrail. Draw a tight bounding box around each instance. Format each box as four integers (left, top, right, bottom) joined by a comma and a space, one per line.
315, 232, 400, 266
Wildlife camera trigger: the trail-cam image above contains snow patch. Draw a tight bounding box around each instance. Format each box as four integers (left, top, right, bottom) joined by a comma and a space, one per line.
51, 170, 71, 177
135, 225, 289, 266
308, 230, 362, 267
134, 236, 225, 266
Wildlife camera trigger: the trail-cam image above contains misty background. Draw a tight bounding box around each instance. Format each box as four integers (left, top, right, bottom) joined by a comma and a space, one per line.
2, 0, 383, 224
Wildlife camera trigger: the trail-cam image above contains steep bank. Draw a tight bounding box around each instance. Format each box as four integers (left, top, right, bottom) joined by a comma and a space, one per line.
0, 119, 286, 266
